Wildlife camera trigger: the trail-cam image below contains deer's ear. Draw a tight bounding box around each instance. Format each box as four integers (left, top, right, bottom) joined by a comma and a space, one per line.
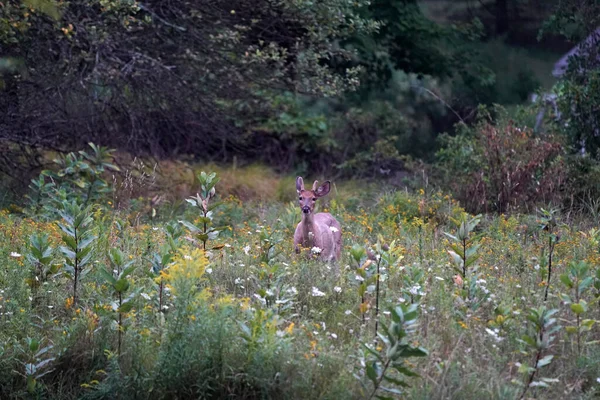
296, 176, 305, 193
315, 181, 331, 197
312, 180, 319, 191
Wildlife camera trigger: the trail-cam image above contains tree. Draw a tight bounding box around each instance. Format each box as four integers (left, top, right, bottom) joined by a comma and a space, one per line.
541, 0, 600, 157
0, 0, 373, 169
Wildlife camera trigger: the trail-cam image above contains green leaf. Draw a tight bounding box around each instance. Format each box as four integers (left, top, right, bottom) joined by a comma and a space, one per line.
117, 301, 134, 313
399, 346, 428, 357
519, 335, 536, 348
581, 319, 595, 330
98, 268, 117, 285
380, 385, 407, 393
114, 278, 130, 293
518, 363, 535, 374
366, 361, 380, 384
119, 264, 136, 280
361, 343, 383, 362
179, 220, 200, 233
579, 276, 594, 292
565, 326, 578, 334
570, 303, 585, 315
536, 354, 553, 368
392, 365, 420, 377
559, 274, 573, 288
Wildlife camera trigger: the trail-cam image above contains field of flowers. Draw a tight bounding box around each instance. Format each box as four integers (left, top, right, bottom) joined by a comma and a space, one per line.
1, 147, 600, 399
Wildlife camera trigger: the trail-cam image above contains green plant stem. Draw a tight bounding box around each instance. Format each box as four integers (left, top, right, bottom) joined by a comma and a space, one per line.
521, 326, 545, 399
544, 237, 555, 302
118, 292, 123, 357
73, 228, 79, 308
367, 358, 391, 400
374, 256, 381, 337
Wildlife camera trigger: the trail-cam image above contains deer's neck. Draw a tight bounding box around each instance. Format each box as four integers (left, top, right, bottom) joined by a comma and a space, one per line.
301, 212, 316, 247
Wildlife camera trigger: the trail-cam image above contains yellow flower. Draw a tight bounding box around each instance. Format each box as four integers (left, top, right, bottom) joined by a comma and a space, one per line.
160, 246, 208, 295
285, 322, 295, 334
65, 296, 74, 310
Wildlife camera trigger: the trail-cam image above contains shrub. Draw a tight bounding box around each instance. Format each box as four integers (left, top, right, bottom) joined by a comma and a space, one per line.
436, 107, 565, 213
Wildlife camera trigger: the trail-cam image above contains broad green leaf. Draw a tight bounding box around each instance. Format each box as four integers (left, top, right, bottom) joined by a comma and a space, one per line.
537, 354, 553, 368
98, 268, 117, 285
114, 278, 130, 293
366, 361, 379, 384
361, 343, 383, 362
559, 274, 573, 288
570, 303, 585, 315
565, 326, 578, 334
117, 301, 134, 313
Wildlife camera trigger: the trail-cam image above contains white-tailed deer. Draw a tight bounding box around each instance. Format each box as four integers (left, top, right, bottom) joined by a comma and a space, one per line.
293, 176, 342, 262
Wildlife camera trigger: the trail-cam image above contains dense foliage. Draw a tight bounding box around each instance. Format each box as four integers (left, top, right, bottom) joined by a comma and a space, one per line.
0, 0, 372, 169
1, 163, 600, 398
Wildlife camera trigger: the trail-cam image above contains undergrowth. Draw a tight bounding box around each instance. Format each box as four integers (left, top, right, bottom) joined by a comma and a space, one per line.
1, 145, 600, 399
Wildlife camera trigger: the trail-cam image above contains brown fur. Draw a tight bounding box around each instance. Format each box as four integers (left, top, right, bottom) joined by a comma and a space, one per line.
293, 177, 342, 262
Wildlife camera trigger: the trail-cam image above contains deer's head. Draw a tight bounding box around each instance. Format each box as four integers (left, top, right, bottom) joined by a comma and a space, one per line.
296, 176, 331, 215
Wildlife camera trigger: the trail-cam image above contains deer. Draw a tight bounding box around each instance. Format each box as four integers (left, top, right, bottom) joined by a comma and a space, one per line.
293, 176, 342, 262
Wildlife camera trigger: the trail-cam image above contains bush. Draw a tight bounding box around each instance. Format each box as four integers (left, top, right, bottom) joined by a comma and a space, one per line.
436, 106, 565, 213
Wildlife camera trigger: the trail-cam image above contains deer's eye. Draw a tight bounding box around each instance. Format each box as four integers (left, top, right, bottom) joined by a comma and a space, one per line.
299, 197, 302, 200
312, 198, 317, 201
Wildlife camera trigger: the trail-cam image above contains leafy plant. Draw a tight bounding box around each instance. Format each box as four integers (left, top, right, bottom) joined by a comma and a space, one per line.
517, 307, 560, 398
29, 144, 119, 216
25, 233, 60, 306
350, 244, 376, 324
444, 213, 482, 299
559, 261, 595, 356
180, 171, 226, 250
359, 303, 428, 399
57, 201, 96, 308
15, 337, 55, 395
99, 248, 137, 356
436, 108, 565, 213
538, 208, 560, 302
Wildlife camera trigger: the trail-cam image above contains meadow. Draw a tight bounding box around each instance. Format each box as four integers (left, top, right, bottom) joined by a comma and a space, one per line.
1, 146, 600, 399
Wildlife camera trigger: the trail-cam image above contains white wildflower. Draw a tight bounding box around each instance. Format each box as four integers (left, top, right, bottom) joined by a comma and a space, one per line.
10, 252, 21, 258
345, 310, 352, 315
206, 268, 213, 274
534, 264, 540, 271
434, 276, 444, 281
140, 293, 151, 301
287, 286, 298, 295
330, 333, 338, 339
311, 246, 322, 255
334, 286, 342, 293
234, 278, 243, 285
409, 285, 423, 296
311, 287, 326, 297
184, 255, 192, 260
243, 245, 251, 255
485, 328, 503, 343
355, 275, 364, 282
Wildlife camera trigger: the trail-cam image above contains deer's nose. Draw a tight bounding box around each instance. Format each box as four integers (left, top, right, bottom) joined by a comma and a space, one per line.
302, 206, 310, 214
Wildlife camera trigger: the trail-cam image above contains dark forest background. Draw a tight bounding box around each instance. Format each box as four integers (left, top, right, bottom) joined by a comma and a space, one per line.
1, 0, 600, 212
